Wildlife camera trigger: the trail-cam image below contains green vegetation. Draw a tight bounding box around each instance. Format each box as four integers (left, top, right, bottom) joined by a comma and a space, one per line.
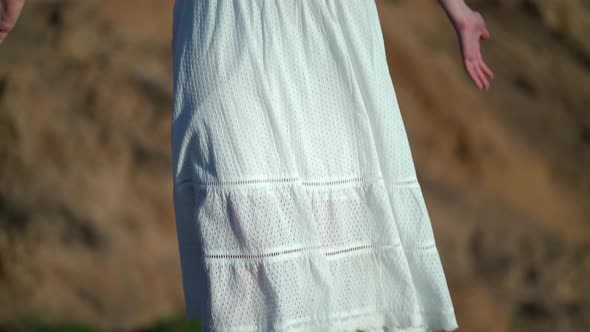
135, 316, 201, 332
0, 315, 202, 332
0, 316, 103, 332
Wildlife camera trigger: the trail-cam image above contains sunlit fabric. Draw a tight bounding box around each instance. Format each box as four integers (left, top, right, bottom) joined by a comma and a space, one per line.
171, 1, 458, 331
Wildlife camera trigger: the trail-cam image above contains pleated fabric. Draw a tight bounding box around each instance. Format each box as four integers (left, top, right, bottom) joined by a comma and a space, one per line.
171, 1, 459, 331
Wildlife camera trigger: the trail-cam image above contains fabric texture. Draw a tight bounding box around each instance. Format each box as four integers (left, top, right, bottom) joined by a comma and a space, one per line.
171, 0, 459, 331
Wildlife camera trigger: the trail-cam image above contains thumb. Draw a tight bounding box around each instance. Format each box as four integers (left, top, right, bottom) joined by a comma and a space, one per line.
481, 27, 490, 40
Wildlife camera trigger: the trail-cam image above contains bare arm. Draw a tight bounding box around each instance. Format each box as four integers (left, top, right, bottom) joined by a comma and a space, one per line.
2, 0, 494, 91
0, 0, 25, 45
438, 0, 494, 90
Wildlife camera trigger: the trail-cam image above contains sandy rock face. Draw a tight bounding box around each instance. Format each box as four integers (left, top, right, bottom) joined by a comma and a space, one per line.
1, 1, 179, 330
0, 0, 589, 331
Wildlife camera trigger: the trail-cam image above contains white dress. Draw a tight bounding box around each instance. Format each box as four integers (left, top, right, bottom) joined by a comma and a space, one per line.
171, 1, 459, 331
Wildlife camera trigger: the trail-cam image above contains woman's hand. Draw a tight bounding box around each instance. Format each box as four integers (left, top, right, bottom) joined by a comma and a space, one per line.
0, 0, 25, 45
439, 0, 494, 90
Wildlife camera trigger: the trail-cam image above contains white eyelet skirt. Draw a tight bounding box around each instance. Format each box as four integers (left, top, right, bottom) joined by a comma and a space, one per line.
171, 0, 459, 331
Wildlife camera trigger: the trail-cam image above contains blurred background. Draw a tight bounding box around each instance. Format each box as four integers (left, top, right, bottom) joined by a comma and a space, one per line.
0, 0, 589, 331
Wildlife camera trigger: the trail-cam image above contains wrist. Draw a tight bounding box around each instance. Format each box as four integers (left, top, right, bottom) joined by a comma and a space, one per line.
438, 0, 472, 29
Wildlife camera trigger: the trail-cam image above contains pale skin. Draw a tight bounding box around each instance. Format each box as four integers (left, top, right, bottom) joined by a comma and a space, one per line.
0, 0, 494, 90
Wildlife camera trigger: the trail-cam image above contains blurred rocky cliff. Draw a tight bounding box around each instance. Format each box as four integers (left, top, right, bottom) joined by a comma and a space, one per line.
0, 0, 588, 331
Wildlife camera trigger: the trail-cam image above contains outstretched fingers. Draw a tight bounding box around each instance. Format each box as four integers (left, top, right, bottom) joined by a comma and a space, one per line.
465, 60, 483, 89
463, 34, 494, 90
475, 63, 489, 90
480, 59, 494, 79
